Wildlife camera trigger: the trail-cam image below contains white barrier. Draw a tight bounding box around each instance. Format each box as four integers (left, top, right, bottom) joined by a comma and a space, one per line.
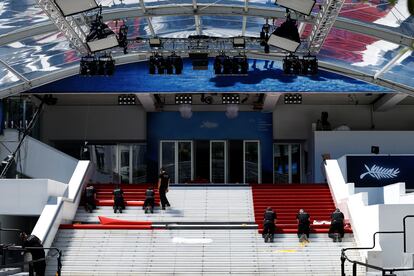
32, 161, 91, 248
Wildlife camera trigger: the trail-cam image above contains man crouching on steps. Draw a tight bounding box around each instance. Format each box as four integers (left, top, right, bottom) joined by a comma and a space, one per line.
262, 207, 277, 243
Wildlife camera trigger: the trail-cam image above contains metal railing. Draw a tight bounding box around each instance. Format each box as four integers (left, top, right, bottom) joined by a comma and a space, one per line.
341, 215, 414, 276
0, 228, 62, 276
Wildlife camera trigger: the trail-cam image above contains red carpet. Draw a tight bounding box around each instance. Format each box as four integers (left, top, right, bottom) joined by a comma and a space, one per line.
86, 184, 160, 207
251, 184, 351, 234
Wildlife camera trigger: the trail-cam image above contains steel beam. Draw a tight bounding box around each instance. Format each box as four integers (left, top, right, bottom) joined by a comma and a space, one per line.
374, 47, 413, 80
262, 93, 281, 112
0, 59, 29, 83
373, 93, 409, 111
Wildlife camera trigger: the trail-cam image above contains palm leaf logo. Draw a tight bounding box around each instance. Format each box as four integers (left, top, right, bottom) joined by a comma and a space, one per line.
360, 164, 400, 180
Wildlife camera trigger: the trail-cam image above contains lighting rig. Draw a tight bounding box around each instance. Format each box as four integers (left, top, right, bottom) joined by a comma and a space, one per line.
283, 53, 318, 75
284, 93, 302, 104
80, 53, 115, 76
175, 94, 192, 104
118, 94, 137, 105
149, 52, 183, 75
222, 94, 240, 104
268, 11, 301, 53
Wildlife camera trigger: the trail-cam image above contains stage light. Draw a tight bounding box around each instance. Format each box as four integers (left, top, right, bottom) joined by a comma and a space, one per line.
54, 0, 98, 17
214, 53, 231, 75
149, 38, 162, 48
175, 94, 192, 105
86, 10, 119, 52
275, 0, 316, 16
118, 94, 136, 105
301, 54, 318, 75
268, 14, 301, 53
232, 54, 249, 75
222, 94, 240, 104
98, 54, 115, 76
283, 54, 301, 74
233, 37, 246, 48
167, 52, 183, 75
80, 55, 98, 76
225, 104, 239, 119
189, 53, 209, 70
284, 93, 302, 104
149, 54, 166, 74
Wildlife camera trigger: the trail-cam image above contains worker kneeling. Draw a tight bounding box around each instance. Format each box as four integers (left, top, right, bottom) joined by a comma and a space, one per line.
262, 207, 277, 243
113, 186, 125, 214
329, 208, 345, 242
143, 186, 155, 214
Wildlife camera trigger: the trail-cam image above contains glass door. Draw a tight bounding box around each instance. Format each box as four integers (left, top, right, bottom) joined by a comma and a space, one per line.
273, 143, 302, 183
210, 140, 227, 183
160, 140, 193, 183
118, 145, 131, 184
244, 141, 260, 184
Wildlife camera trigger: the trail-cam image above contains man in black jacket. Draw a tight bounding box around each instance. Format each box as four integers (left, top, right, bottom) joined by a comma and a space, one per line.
158, 168, 171, 210
143, 186, 155, 213
296, 209, 311, 242
20, 232, 45, 276
262, 207, 277, 243
113, 186, 125, 213
85, 185, 96, 213
329, 208, 345, 242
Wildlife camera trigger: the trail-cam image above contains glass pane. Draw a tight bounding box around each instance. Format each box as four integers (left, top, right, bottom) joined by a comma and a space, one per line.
132, 144, 147, 183
291, 144, 301, 183
274, 144, 289, 183
211, 142, 225, 183
119, 145, 130, 184
178, 142, 192, 183
0, 64, 21, 90
88, 145, 118, 183
161, 142, 175, 182
245, 141, 259, 183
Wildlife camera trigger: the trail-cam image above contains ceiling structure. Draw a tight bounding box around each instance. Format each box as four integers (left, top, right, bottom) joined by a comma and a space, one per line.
0, 0, 413, 98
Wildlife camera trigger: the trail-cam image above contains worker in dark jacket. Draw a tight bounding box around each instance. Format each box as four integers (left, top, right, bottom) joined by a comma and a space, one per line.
158, 168, 171, 210
84, 185, 97, 213
143, 186, 155, 213
20, 232, 45, 276
113, 186, 125, 213
296, 209, 311, 242
329, 208, 345, 242
262, 207, 277, 243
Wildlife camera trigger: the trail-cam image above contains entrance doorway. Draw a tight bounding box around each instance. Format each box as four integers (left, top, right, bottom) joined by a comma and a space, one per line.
273, 143, 302, 183
160, 141, 193, 183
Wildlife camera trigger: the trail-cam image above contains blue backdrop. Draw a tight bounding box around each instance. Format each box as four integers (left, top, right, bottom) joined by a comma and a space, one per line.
30, 59, 390, 93
147, 112, 273, 183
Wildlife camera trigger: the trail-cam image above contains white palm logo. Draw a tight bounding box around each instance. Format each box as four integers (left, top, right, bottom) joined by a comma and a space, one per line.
360, 164, 400, 180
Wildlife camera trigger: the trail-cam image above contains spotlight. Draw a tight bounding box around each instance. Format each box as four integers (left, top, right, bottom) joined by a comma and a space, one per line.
118, 94, 136, 105
149, 54, 165, 74
98, 54, 115, 76
275, 0, 316, 16
214, 52, 231, 75
301, 54, 318, 75
232, 54, 249, 75
54, 0, 98, 17
222, 94, 240, 104
371, 146, 380, 154
118, 24, 128, 54
268, 14, 301, 53
189, 53, 209, 70
283, 54, 301, 74
284, 93, 302, 104
86, 8, 119, 52
233, 37, 246, 48
149, 38, 162, 48
80, 55, 98, 76
167, 52, 183, 75
175, 94, 192, 104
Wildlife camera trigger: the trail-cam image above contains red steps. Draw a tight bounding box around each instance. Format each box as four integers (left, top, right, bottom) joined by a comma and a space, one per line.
84, 184, 160, 207
251, 184, 351, 234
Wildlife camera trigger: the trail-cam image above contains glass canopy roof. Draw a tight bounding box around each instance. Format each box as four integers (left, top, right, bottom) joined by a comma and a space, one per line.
0, 0, 412, 95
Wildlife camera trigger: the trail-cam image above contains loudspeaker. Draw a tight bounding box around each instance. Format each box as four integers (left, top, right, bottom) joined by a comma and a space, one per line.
371, 146, 379, 154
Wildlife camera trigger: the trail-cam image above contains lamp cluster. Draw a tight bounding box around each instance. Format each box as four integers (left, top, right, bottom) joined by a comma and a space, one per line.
80, 54, 115, 76
222, 94, 240, 104
283, 54, 318, 75
175, 95, 192, 104
214, 53, 249, 75
284, 93, 302, 104
149, 53, 183, 75
118, 94, 136, 105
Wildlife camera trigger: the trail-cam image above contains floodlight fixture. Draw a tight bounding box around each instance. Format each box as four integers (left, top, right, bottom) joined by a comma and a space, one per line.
87, 34, 119, 52
149, 38, 162, 48
222, 94, 240, 104
301, 54, 318, 75
175, 95, 192, 105
284, 93, 302, 104
233, 37, 246, 48
86, 11, 119, 52
98, 54, 115, 76
80, 55, 98, 76
275, 0, 316, 16
283, 54, 301, 74
118, 94, 137, 105
268, 15, 301, 53
54, 0, 98, 17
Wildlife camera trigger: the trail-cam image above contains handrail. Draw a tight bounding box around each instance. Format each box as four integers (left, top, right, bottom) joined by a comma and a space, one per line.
341, 214, 414, 276
1, 246, 62, 276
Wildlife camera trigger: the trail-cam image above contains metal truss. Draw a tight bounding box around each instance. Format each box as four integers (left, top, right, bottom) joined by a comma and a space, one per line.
36, 0, 90, 55
307, 0, 346, 53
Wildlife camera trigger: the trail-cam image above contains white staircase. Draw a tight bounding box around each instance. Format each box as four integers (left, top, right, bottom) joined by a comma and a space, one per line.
45, 186, 366, 275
